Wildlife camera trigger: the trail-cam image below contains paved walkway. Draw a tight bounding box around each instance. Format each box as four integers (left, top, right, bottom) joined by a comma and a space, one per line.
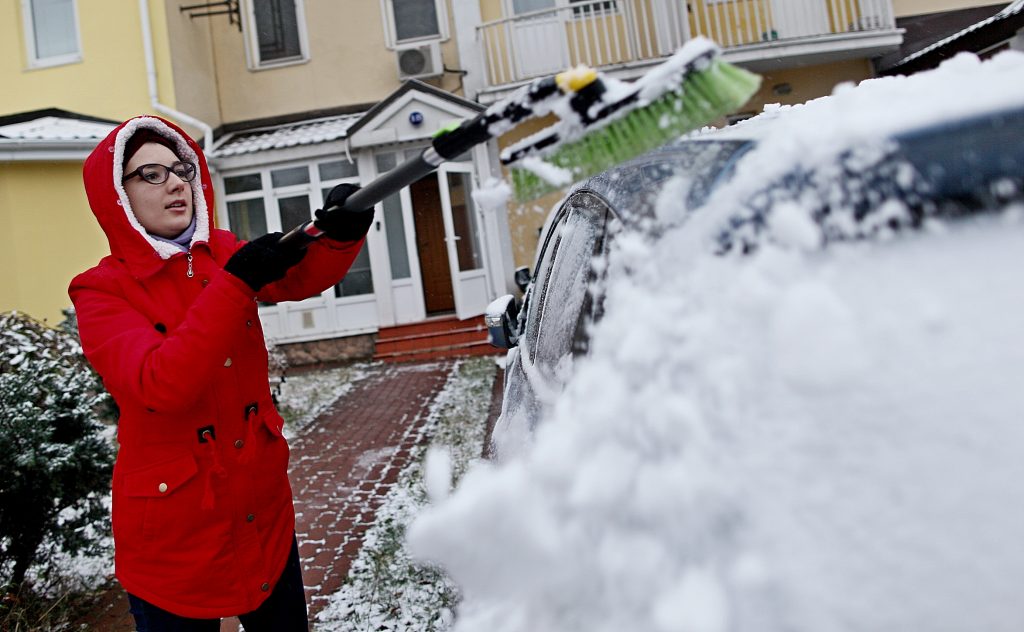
290, 360, 455, 618
77, 359, 501, 630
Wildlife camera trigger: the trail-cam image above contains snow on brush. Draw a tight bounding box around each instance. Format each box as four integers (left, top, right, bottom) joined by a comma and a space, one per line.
408, 52, 1024, 631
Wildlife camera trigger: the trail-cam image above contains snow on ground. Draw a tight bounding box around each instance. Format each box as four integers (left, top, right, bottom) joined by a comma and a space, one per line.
408, 53, 1024, 631
316, 357, 497, 631
275, 362, 376, 437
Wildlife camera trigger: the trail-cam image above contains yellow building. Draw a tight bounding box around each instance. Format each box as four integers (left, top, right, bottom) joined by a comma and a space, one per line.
3, 0, 1017, 352
1, 0, 516, 351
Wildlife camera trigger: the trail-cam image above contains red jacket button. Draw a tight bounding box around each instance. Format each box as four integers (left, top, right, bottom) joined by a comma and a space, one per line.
260, 582, 270, 592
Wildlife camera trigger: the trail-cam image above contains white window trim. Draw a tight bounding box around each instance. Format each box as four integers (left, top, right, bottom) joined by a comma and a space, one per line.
241, 0, 311, 71
503, 0, 620, 19
220, 156, 366, 300
21, 0, 82, 69
380, 0, 450, 49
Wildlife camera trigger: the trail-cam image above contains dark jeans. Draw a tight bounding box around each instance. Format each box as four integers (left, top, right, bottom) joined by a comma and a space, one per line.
127, 536, 308, 632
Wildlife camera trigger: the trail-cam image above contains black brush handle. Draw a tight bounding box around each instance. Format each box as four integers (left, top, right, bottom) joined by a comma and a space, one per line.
278, 151, 437, 249
278, 116, 493, 250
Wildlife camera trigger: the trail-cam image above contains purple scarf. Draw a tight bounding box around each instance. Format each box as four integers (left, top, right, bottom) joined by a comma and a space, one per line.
150, 213, 197, 252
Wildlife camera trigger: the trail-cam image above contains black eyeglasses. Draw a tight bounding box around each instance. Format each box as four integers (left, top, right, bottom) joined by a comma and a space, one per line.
122, 161, 197, 185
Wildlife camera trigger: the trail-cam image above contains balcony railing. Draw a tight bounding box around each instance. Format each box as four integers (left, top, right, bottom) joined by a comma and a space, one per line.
478, 0, 896, 89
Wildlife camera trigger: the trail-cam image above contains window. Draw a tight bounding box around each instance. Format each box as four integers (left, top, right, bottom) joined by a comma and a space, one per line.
446, 172, 483, 272
319, 159, 374, 298
375, 153, 412, 280
221, 158, 371, 299
224, 174, 266, 241
245, 0, 308, 68
570, 0, 618, 18
22, 0, 81, 67
383, 0, 448, 46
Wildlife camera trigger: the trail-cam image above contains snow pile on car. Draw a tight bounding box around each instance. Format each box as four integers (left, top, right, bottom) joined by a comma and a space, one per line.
408, 51, 1024, 632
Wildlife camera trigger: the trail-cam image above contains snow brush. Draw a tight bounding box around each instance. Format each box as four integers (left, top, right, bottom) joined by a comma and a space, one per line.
280, 38, 760, 248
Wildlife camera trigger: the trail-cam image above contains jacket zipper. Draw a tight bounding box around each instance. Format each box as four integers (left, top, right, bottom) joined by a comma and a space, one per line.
186, 251, 194, 278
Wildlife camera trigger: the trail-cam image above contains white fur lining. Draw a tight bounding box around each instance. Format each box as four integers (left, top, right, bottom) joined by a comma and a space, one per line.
112, 117, 211, 260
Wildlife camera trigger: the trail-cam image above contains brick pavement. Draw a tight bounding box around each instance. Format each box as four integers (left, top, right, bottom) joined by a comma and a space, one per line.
76, 358, 498, 631
288, 360, 455, 618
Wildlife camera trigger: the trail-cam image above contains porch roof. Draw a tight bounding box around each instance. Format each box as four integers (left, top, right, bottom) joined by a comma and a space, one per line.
0, 109, 118, 161
212, 113, 364, 158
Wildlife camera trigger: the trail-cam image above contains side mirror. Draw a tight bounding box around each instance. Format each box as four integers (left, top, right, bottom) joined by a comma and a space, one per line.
484, 294, 521, 349
514, 266, 531, 293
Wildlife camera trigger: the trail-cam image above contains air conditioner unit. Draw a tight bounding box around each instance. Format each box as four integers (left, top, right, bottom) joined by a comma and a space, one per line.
395, 41, 443, 80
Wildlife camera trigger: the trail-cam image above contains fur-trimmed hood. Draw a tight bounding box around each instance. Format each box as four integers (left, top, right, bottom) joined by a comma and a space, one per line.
83, 116, 213, 278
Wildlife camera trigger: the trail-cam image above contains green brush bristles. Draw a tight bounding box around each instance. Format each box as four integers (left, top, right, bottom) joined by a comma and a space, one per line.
510, 59, 762, 202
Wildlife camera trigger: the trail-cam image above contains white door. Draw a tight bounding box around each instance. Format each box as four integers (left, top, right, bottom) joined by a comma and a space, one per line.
437, 164, 491, 320
768, 0, 830, 38
509, 0, 569, 79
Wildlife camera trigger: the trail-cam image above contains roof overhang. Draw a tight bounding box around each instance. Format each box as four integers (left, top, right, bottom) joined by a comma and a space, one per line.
880, 0, 1024, 75
210, 81, 485, 171
724, 29, 905, 72
0, 138, 104, 162
0, 109, 115, 162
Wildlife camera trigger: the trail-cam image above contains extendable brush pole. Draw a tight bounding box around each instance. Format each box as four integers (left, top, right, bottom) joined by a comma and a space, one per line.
277, 132, 484, 249
278, 38, 761, 250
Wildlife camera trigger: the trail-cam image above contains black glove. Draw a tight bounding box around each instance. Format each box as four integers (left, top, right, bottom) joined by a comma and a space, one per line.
224, 232, 307, 292
313, 183, 374, 243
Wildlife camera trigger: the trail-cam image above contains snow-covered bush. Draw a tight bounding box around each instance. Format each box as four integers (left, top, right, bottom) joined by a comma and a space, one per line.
0, 311, 115, 591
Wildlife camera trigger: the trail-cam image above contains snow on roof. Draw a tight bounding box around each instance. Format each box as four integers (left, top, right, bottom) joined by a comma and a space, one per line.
213, 113, 364, 157
892, 0, 1024, 68
0, 116, 115, 141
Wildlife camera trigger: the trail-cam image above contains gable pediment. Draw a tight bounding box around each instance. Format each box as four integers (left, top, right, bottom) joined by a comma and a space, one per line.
347, 82, 482, 149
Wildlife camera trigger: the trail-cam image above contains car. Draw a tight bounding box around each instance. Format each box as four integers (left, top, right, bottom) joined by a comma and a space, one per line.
415, 52, 1024, 632
486, 77, 1024, 459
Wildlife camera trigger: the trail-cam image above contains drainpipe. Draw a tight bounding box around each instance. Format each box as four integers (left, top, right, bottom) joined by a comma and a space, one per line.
138, 0, 215, 153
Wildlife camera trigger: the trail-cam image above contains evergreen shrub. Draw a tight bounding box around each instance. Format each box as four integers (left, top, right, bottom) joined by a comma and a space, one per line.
0, 311, 115, 592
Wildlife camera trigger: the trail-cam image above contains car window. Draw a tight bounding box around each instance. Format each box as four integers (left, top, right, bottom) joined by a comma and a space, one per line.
522, 212, 566, 353
532, 194, 607, 380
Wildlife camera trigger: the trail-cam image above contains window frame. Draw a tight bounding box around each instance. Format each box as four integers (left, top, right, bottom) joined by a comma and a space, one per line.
569, 0, 620, 20
220, 156, 371, 303
241, 0, 310, 70
380, 0, 450, 48
21, 0, 82, 69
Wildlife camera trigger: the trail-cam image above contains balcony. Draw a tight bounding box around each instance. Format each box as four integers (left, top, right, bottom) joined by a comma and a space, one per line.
476, 0, 902, 102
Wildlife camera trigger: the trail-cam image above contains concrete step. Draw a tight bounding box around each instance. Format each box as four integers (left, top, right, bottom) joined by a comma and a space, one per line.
377, 316, 473, 340
375, 328, 489, 356
373, 315, 496, 362
374, 339, 500, 364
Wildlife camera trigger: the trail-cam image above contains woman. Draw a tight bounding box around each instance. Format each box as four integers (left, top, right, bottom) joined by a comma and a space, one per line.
69, 116, 372, 630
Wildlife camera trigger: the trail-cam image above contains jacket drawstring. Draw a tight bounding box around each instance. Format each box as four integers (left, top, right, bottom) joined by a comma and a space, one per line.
200, 428, 226, 510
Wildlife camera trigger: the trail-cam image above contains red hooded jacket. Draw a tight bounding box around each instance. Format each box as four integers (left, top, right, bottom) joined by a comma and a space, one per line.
69, 116, 363, 618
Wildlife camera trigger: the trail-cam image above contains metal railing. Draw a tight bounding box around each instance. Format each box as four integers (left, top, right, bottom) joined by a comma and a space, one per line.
478, 0, 896, 87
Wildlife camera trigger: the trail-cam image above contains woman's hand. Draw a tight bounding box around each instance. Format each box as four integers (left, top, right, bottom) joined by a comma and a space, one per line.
313, 183, 374, 243
224, 233, 307, 291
